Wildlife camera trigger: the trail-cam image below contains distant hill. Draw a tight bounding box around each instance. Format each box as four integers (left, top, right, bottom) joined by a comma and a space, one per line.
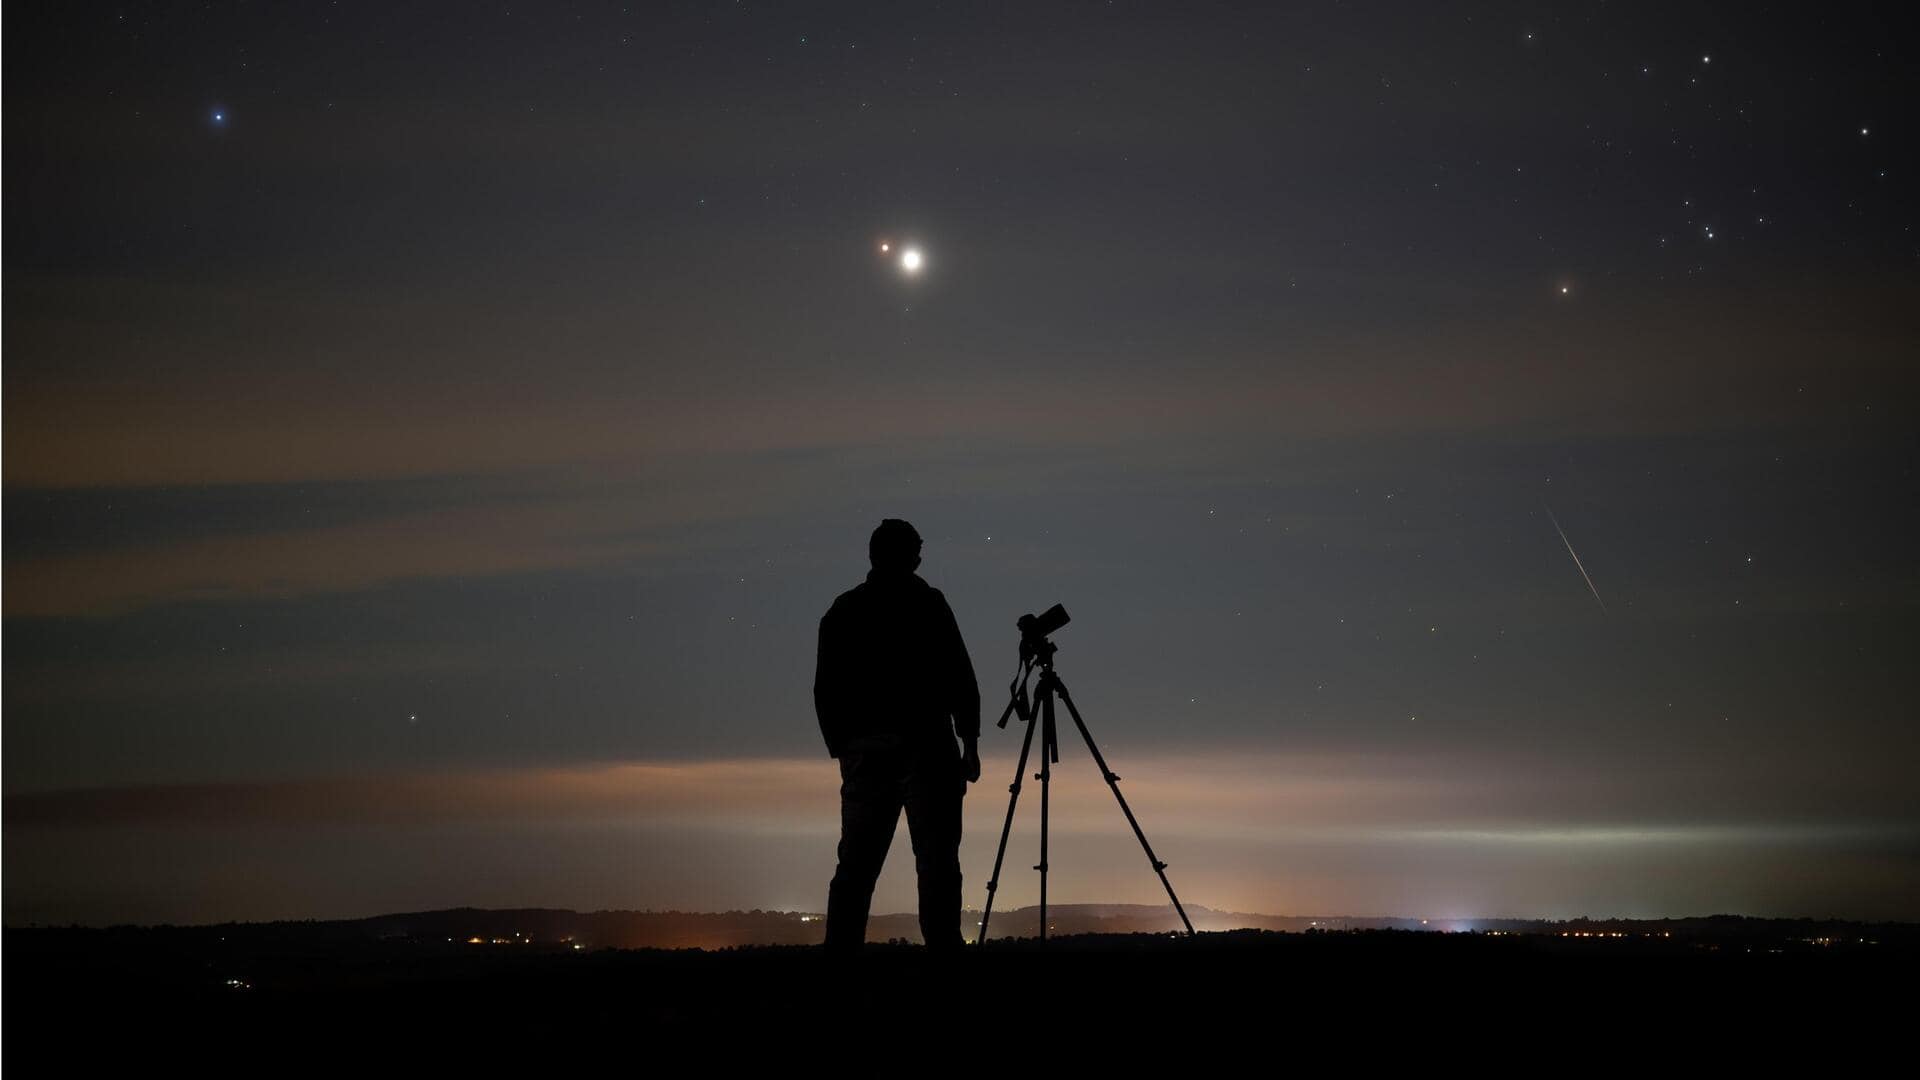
9, 904, 1915, 950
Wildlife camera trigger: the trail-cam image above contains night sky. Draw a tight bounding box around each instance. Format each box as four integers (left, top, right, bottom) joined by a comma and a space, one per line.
6, 2, 1917, 927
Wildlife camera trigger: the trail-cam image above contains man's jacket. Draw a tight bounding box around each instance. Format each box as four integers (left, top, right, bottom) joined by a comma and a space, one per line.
814, 569, 981, 758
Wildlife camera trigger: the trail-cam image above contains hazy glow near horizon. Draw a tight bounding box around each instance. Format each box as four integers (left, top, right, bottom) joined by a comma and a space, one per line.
7, 754, 1915, 926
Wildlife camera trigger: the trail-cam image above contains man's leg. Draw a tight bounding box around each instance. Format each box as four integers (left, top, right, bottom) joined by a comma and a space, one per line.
825, 749, 906, 952
904, 741, 966, 950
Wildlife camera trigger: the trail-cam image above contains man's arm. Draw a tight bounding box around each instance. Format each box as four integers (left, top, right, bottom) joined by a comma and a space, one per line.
814, 607, 845, 758
937, 592, 981, 753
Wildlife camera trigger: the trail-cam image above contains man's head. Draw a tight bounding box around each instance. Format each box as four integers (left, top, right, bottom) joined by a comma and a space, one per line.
869, 518, 923, 576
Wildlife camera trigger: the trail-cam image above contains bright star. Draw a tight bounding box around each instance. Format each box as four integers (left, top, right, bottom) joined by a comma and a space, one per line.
900, 247, 923, 273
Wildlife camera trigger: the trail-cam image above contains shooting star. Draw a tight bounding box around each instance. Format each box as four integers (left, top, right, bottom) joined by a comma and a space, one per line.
1545, 505, 1608, 614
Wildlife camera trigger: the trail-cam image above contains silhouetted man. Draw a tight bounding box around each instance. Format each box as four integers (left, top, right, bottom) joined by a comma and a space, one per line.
815, 518, 981, 952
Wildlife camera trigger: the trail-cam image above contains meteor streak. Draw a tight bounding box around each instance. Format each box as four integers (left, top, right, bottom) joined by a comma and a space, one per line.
1546, 505, 1607, 614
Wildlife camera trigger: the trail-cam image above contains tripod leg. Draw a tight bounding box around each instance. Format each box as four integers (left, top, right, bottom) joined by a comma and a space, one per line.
977, 678, 1041, 945
1052, 676, 1198, 936
1037, 679, 1055, 943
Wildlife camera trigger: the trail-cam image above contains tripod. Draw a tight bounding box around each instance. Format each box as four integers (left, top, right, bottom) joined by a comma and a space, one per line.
976, 634, 1196, 944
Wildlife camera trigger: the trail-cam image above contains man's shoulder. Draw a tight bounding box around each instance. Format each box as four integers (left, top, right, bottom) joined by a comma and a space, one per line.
824, 573, 944, 606
823, 583, 868, 619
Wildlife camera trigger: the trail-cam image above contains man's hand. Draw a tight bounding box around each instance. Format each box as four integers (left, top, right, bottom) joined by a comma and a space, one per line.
961, 738, 982, 784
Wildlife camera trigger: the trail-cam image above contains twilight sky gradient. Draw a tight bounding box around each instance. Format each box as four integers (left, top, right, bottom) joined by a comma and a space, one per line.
6, 2, 1917, 926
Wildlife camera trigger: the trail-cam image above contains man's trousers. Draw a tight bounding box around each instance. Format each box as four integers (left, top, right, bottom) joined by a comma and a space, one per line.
824, 735, 966, 951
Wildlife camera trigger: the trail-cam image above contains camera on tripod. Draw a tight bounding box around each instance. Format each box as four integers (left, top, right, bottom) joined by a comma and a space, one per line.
1017, 603, 1070, 657
980, 599, 1195, 944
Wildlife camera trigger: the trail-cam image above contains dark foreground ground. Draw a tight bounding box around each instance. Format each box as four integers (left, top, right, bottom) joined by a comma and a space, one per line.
7, 925, 1912, 1072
